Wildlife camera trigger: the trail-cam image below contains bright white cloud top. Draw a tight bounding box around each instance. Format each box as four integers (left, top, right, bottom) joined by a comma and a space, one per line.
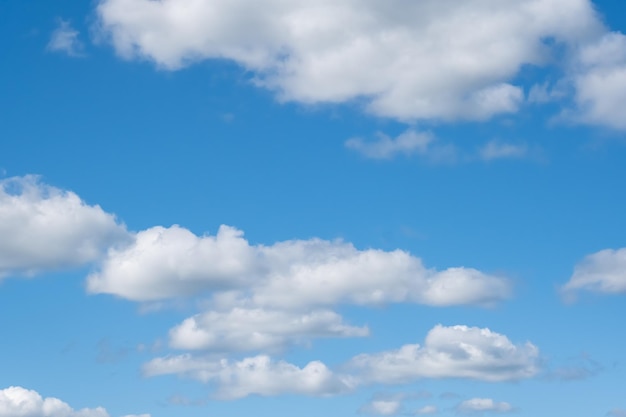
348, 325, 539, 383
144, 355, 355, 399
169, 307, 370, 352
0, 386, 147, 417
0, 176, 129, 278
3, 0, 626, 415
94, 0, 626, 128
87, 224, 511, 306
144, 324, 539, 399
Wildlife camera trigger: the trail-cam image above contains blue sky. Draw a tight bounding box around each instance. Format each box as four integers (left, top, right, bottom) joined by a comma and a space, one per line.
1, 1, 626, 416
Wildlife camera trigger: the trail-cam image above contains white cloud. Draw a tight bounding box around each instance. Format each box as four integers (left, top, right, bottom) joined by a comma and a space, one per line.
346, 130, 434, 160
0, 176, 129, 278
609, 409, 626, 417
95, 0, 603, 122
47, 20, 84, 56
143, 354, 354, 399
0, 386, 146, 417
169, 307, 368, 352
144, 324, 539, 398
567, 32, 626, 130
87, 224, 511, 308
87, 225, 255, 300
479, 141, 528, 161
456, 398, 513, 414
415, 405, 438, 415
348, 325, 539, 384
359, 400, 402, 416
561, 248, 626, 298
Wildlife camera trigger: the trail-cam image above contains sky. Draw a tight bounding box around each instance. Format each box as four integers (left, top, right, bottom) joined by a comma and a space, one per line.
1, 0, 626, 416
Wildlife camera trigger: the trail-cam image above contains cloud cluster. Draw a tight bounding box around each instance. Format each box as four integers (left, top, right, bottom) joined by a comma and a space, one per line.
0, 176, 129, 278
95, 0, 626, 125
87, 224, 511, 307
144, 355, 355, 399
146, 325, 539, 398
0, 386, 147, 417
86, 223, 510, 354
561, 248, 626, 299
169, 307, 369, 352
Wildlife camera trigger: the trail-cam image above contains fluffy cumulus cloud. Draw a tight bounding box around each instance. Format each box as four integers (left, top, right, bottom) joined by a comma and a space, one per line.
95, 0, 611, 122
561, 248, 626, 298
348, 325, 539, 384
87, 224, 511, 307
569, 32, 626, 129
456, 398, 513, 414
143, 354, 355, 399
0, 386, 147, 417
0, 176, 129, 278
169, 307, 369, 352
47, 20, 84, 56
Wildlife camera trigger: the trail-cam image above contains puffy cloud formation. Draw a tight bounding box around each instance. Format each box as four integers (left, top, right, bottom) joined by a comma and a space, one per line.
0, 176, 129, 278
169, 307, 369, 352
348, 325, 539, 383
95, 0, 615, 122
456, 398, 513, 414
561, 248, 626, 298
87, 224, 511, 307
569, 32, 626, 129
145, 325, 539, 398
143, 354, 354, 399
0, 386, 147, 417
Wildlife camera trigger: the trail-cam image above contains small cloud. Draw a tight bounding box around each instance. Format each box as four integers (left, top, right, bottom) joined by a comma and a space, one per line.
359, 399, 403, 416
413, 405, 438, 415
219, 113, 235, 123
359, 392, 434, 416
47, 20, 84, 56
527, 81, 569, 104
608, 409, 626, 417
479, 140, 528, 161
456, 398, 514, 415
346, 130, 435, 160
560, 248, 626, 300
